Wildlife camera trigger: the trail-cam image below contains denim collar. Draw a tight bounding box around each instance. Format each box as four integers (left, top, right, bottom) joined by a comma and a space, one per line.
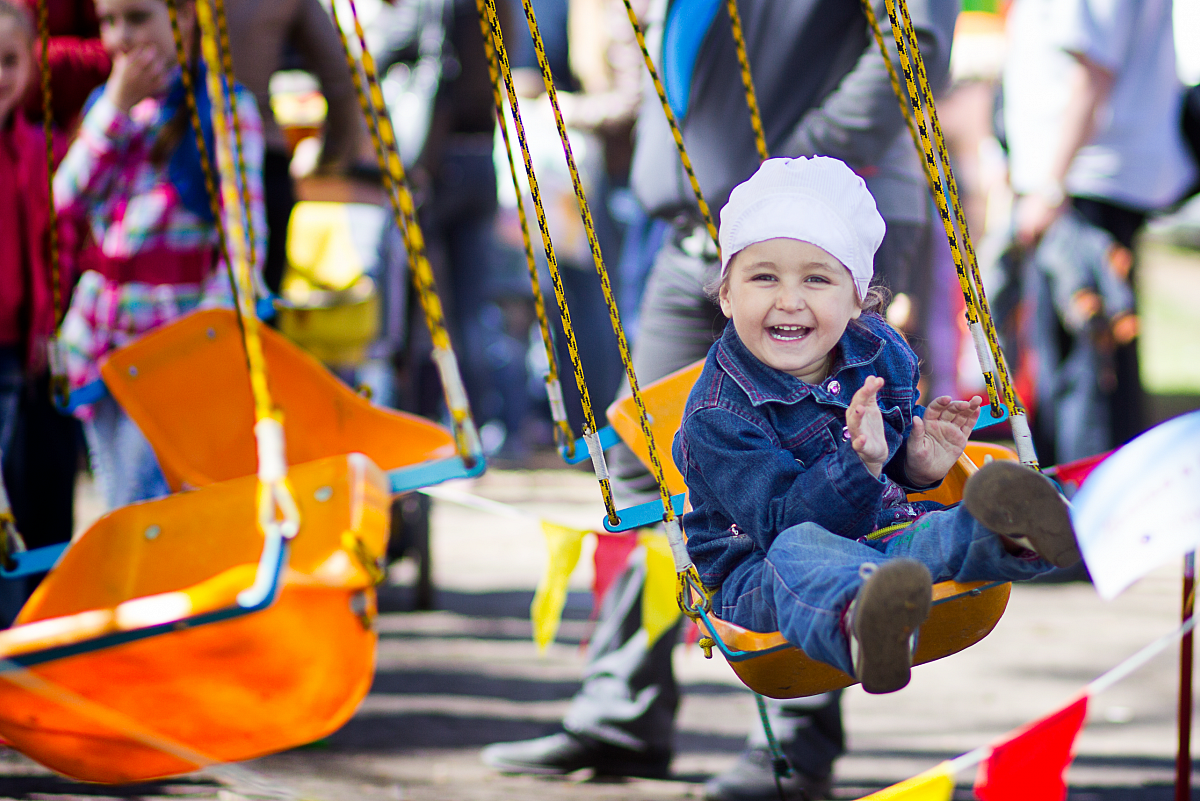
714, 314, 887, 407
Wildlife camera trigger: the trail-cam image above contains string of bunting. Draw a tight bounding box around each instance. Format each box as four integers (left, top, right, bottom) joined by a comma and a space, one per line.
420, 486, 681, 652
854, 616, 1195, 800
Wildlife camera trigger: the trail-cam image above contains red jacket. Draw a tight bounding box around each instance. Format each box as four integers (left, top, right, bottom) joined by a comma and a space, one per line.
18, 0, 110, 129
0, 114, 76, 372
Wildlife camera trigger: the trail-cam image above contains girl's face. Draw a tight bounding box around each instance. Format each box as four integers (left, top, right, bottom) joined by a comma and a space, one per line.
0, 16, 32, 126
719, 237, 861, 384
96, 0, 190, 66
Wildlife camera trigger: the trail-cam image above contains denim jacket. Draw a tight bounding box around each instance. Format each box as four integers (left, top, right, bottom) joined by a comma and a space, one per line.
672, 312, 939, 590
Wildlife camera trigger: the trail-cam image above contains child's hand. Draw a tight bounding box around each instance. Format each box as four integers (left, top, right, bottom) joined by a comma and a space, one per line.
905, 395, 981, 486
106, 46, 171, 114
847, 376, 888, 478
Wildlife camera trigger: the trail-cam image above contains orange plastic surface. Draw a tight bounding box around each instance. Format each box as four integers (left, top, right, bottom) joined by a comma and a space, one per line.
100, 309, 456, 491
709, 580, 1012, 698
606, 359, 703, 498
0, 453, 389, 783
704, 443, 1020, 698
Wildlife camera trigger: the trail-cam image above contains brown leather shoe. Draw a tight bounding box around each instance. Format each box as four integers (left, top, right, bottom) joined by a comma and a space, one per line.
848, 559, 932, 695
963, 461, 1081, 569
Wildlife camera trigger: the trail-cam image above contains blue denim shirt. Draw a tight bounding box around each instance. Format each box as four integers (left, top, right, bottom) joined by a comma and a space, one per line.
672, 312, 940, 589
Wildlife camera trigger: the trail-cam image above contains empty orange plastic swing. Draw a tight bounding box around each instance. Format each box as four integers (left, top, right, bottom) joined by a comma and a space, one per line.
607, 364, 1016, 698
99, 308, 460, 493
0, 452, 389, 784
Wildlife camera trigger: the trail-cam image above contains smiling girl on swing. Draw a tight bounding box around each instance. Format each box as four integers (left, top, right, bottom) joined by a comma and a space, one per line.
673, 155, 1083, 694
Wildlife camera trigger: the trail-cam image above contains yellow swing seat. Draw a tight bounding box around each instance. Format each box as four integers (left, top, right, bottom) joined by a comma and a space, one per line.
607, 360, 1017, 698
99, 308, 459, 492
0, 452, 389, 784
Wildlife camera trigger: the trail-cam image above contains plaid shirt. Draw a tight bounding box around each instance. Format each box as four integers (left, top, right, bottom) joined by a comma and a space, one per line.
54, 85, 265, 410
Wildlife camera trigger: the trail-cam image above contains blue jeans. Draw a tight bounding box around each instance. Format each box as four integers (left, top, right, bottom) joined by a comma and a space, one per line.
717, 506, 1053, 676
83, 394, 170, 510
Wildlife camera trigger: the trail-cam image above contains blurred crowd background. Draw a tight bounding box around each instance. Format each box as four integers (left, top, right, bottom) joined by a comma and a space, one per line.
5, 0, 1200, 599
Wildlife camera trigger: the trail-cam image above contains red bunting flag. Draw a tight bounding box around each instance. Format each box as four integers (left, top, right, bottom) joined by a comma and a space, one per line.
591, 531, 640, 616
1043, 451, 1113, 495
974, 694, 1089, 801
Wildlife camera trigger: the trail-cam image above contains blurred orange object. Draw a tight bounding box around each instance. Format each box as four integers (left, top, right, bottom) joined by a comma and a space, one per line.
0, 453, 388, 783
100, 308, 456, 491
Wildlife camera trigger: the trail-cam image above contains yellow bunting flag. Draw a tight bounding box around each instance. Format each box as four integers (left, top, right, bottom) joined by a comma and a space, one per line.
639, 530, 682, 646
530, 521, 586, 652
854, 763, 955, 801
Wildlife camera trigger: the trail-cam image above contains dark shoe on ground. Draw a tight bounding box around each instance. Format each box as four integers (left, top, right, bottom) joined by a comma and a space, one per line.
480, 732, 671, 778
704, 746, 832, 801
848, 558, 932, 695
963, 460, 1081, 569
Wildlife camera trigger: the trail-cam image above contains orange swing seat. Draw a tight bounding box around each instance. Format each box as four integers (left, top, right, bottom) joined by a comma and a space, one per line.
99, 308, 462, 492
0, 453, 389, 784
607, 359, 1016, 698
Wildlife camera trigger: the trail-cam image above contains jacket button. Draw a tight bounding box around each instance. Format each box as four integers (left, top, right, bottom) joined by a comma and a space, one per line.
842, 426, 852, 440
827, 380, 841, 394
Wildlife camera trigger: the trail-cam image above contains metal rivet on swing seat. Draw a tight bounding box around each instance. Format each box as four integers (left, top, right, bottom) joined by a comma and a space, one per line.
128, 366, 138, 378
315, 486, 333, 502
206, 328, 216, 339
144, 525, 161, 540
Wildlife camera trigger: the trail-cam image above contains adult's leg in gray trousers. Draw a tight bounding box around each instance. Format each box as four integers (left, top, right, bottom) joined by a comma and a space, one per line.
563, 238, 725, 754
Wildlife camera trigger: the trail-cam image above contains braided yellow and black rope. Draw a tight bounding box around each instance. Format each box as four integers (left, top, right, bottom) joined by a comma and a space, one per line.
195, 0, 274, 420
868, 0, 1034, 464
891, 0, 1023, 419
511, 0, 678, 527
210, 0, 257, 270
329, 0, 479, 463
166, 0, 249, 325
479, 0, 619, 521
874, 0, 1003, 410
618, 0, 718, 255
724, 0, 767, 164
472, 0, 574, 455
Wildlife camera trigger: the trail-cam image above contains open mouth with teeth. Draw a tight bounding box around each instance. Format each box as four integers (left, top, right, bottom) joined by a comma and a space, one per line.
769, 325, 812, 341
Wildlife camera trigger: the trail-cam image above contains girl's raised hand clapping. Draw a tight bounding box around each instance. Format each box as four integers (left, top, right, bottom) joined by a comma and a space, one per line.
848, 376, 888, 478
905, 395, 982, 486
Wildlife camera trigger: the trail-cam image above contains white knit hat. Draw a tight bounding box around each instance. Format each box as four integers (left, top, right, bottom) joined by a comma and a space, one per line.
719, 156, 886, 301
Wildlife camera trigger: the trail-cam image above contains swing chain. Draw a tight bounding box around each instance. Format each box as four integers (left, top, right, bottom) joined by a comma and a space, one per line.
195, 0, 300, 539
167, 0, 248, 324
618, 0, 719, 256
